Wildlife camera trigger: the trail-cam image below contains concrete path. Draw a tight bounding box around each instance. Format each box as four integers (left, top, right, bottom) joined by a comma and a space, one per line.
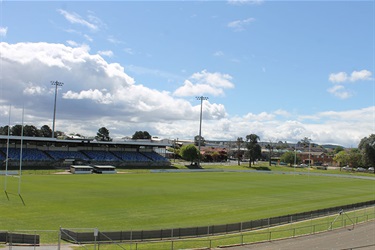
224, 221, 375, 250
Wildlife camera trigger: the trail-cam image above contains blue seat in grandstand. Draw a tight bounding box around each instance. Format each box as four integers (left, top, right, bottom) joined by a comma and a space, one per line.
82, 150, 120, 161
0, 148, 51, 161
48, 150, 90, 161
112, 151, 151, 162
142, 152, 168, 162
0, 151, 5, 161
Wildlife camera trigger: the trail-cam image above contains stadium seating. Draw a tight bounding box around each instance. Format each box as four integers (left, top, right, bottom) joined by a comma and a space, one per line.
0, 148, 51, 161
81, 150, 121, 161
47, 150, 90, 161
141, 152, 169, 162
112, 151, 151, 162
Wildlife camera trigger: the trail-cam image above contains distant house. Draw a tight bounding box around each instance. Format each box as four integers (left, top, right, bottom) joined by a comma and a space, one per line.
298, 152, 333, 166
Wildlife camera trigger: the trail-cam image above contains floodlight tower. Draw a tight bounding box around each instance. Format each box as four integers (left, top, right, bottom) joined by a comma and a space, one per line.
51, 80, 64, 138
196, 96, 208, 168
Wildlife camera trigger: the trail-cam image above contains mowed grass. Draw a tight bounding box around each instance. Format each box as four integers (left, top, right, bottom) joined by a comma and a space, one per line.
0, 171, 374, 231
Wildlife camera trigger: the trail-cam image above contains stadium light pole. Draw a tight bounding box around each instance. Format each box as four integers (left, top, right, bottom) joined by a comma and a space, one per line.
51, 80, 64, 138
196, 96, 208, 168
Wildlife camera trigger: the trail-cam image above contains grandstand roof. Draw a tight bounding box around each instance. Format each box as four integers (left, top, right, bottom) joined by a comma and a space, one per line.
0, 135, 171, 147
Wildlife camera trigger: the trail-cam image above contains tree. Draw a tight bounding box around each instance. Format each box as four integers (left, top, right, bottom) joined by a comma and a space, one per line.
245, 134, 261, 168
11, 124, 23, 136
333, 150, 349, 168
40, 125, 52, 137
280, 151, 300, 167
299, 137, 312, 150
236, 137, 243, 166
23, 125, 39, 137
358, 134, 375, 171
347, 149, 362, 168
0, 126, 10, 135
132, 131, 151, 140
179, 144, 199, 164
96, 127, 111, 141
265, 143, 274, 166
194, 135, 205, 146
334, 146, 344, 154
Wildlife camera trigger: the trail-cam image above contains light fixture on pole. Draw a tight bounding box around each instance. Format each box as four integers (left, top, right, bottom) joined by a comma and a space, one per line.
51, 80, 64, 138
196, 96, 208, 168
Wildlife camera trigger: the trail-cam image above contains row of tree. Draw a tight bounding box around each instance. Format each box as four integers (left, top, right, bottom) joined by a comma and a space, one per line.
332, 134, 375, 169
0, 124, 152, 142
0, 124, 54, 137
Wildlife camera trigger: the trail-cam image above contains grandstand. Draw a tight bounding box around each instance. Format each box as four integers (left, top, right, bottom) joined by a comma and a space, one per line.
0, 135, 171, 169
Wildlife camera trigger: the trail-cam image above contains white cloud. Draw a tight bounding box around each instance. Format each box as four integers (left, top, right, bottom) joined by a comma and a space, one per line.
98, 50, 114, 57
327, 85, 352, 99
329, 72, 348, 83
327, 69, 372, 98
227, 0, 264, 5
0, 41, 372, 148
329, 69, 372, 83
0, 26, 7, 37
274, 109, 291, 117
57, 9, 99, 31
350, 70, 372, 82
63, 89, 113, 104
23, 82, 47, 95
124, 48, 134, 55
227, 18, 255, 32
213, 51, 224, 57
173, 70, 234, 97
0, 42, 226, 138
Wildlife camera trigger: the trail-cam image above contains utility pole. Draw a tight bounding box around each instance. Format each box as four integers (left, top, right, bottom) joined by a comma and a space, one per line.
196, 96, 208, 168
51, 80, 64, 138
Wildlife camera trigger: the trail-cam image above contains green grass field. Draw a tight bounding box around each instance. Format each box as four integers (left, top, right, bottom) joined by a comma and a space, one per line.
1, 169, 374, 233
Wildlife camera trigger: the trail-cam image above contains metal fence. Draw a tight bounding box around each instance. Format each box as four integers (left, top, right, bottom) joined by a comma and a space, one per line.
61, 200, 375, 243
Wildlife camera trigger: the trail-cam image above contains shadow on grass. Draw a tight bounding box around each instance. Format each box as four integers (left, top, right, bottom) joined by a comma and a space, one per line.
185, 163, 203, 169
249, 166, 271, 171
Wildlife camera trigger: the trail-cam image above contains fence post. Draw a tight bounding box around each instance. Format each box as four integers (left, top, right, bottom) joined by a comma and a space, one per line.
34, 231, 37, 250
268, 231, 271, 241
130, 229, 132, 250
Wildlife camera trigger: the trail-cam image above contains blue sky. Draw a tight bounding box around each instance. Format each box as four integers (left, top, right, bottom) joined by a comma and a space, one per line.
0, 0, 374, 147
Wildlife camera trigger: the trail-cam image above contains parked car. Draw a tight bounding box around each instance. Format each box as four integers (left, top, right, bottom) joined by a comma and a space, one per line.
298, 164, 308, 168
356, 167, 366, 172
342, 166, 353, 171
368, 167, 374, 173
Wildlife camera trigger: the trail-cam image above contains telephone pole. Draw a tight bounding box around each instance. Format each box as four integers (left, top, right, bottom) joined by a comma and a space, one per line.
51, 80, 64, 138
